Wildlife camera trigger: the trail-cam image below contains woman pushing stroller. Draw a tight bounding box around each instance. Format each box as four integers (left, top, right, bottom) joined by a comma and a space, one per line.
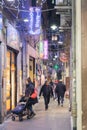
11, 77, 38, 121
25, 77, 38, 118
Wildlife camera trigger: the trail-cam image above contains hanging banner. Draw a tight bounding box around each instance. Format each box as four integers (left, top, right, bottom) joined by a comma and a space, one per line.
43, 40, 48, 59
29, 7, 41, 35
0, 13, 2, 41
39, 41, 44, 59
0, 13, 2, 30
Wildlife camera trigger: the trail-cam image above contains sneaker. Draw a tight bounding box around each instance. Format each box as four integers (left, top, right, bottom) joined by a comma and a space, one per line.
58, 103, 60, 106
45, 108, 48, 110
45, 106, 48, 110
32, 112, 36, 116
30, 112, 36, 117
61, 104, 63, 107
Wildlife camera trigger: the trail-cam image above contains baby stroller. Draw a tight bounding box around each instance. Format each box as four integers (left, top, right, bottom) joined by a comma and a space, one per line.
11, 96, 29, 121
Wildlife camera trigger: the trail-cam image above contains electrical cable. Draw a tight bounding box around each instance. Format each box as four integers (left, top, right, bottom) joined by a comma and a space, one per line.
0, 2, 56, 13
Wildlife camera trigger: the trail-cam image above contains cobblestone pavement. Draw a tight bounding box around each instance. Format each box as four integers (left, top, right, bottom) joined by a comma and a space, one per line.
0, 97, 71, 130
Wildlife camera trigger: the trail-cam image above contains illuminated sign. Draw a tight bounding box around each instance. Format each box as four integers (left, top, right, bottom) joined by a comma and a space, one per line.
53, 64, 60, 70
29, 7, 41, 35
0, 13, 2, 30
39, 41, 44, 58
59, 52, 68, 62
0, 14, 2, 41
43, 40, 48, 59
7, 23, 19, 50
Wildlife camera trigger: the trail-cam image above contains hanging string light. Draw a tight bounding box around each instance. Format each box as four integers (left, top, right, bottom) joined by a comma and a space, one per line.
0, 0, 48, 12
0, 0, 27, 9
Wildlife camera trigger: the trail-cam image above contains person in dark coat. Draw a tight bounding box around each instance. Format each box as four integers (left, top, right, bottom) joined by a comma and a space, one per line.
55, 79, 66, 107
25, 77, 37, 117
39, 81, 51, 110
49, 79, 54, 98
25, 77, 35, 97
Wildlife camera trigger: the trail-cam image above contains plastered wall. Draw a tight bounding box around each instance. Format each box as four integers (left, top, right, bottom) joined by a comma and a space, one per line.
82, 0, 87, 129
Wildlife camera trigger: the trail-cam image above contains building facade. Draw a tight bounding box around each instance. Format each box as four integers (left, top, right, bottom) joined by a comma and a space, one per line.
0, 9, 39, 123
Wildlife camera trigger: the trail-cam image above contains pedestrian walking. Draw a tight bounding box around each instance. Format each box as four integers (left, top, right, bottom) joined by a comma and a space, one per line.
49, 79, 54, 98
39, 81, 51, 110
55, 79, 66, 107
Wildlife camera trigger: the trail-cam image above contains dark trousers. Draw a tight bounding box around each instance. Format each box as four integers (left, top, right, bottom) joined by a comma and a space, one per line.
57, 94, 64, 105
43, 95, 50, 109
26, 98, 34, 114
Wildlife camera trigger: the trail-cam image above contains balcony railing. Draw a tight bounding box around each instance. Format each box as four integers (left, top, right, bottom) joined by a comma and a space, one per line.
55, 0, 72, 6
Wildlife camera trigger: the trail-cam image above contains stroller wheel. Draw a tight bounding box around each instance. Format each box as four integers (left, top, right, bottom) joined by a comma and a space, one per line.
12, 116, 15, 121
19, 116, 23, 121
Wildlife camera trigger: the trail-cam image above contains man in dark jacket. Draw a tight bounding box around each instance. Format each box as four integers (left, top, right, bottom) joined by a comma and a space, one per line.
55, 79, 66, 107
39, 81, 51, 110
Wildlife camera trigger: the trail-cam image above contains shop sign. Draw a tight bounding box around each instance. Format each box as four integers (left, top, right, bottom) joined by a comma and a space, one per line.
53, 64, 60, 70
7, 23, 19, 50
29, 7, 41, 35
0, 13, 2, 41
39, 41, 44, 58
43, 40, 48, 59
59, 52, 68, 62
0, 13, 2, 30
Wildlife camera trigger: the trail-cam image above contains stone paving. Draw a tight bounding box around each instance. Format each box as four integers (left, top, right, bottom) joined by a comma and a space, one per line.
0, 97, 71, 130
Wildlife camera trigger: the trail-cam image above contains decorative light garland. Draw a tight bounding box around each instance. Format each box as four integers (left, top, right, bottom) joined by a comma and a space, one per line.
0, 0, 56, 14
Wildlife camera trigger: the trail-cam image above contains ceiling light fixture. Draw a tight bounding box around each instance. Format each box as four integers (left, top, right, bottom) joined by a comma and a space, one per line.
58, 41, 63, 44
6, 0, 15, 1
51, 25, 57, 30
23, 19, 29, 22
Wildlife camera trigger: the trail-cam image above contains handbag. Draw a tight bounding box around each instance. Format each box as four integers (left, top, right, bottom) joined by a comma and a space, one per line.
30, 88, 37, 99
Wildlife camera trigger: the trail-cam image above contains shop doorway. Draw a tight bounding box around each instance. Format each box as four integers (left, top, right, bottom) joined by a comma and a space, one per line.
29, 56, 35, 83
6, 49, 17, 112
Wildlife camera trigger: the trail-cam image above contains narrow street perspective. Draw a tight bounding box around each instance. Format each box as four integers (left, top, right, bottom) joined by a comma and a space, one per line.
1, 0, 87, 130
0, 97, 71, 130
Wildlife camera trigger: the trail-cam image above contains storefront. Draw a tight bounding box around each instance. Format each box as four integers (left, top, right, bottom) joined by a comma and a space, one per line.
5, 23, 20, 112
6, 49, 17, 111
27, 45, 37, 84
29, 56, 35, 83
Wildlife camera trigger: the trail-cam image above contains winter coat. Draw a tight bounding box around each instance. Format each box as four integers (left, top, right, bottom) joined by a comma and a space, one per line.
39, 84, 51, 97
55, 81, 66, 97
25, 81, 34, 97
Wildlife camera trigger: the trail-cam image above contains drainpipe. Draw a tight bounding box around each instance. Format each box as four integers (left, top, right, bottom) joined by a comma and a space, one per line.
76, 0, 82, 130
72, 0, 77, 130
0, 40, 3, 124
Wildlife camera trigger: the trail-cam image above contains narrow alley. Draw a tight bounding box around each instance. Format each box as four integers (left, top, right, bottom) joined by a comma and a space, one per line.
0, 97, 71, 130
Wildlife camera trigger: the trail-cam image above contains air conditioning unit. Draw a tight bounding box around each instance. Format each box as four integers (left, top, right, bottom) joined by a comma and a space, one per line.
56, 0, 64, 5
